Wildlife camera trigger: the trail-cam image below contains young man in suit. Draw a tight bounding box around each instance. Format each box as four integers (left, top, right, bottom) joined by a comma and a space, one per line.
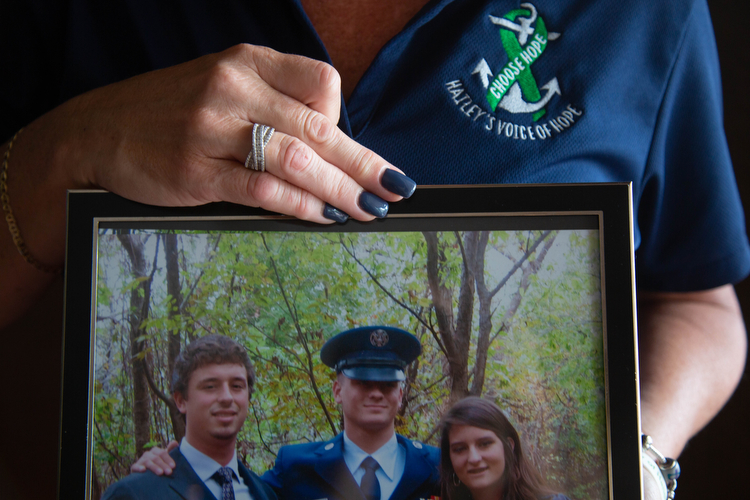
103, 334, 276, 500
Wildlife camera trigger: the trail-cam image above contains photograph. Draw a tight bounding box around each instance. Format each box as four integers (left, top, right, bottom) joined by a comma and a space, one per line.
57, 185, 639, 499
90, 224, 607, 499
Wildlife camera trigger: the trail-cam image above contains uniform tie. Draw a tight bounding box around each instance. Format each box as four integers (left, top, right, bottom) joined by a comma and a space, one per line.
212, 466, 236, 500
360, 456, 381, 500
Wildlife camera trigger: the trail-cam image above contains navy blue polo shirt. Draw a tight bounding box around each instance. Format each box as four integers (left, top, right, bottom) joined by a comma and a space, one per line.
3, 0, 748, 291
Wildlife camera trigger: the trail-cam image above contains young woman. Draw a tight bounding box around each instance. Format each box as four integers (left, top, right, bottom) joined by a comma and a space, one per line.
440, 397, 570, 500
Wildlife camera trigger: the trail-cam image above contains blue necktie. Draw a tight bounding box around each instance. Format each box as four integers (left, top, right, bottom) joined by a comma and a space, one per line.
360, 456, 381, 500
213, 466, 236, 500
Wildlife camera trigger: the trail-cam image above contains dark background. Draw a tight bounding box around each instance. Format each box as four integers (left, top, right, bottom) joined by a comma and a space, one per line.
678, 0, 750, 497
0, 0, 747, 498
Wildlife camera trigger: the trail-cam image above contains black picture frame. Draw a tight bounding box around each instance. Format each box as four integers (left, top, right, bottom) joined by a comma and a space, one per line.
60, 184, 641, 499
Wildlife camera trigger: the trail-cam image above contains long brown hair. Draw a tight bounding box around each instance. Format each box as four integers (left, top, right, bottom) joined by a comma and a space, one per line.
439, 397, 558, 500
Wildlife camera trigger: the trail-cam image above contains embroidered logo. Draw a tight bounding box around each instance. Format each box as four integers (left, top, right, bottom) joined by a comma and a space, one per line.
445, 3, 583, 140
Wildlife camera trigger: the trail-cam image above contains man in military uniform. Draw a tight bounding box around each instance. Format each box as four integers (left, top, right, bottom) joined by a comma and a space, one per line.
260, 326, 440, 500
133, 326, 440, 500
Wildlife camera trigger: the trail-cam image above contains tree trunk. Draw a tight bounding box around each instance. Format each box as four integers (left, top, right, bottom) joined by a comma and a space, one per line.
164, 233, 186, 442
470, 231, 556, 396
423, 232, 479, 403
469, 231, 492, 396
117, 233, 152, 458
424, 231, 559, 402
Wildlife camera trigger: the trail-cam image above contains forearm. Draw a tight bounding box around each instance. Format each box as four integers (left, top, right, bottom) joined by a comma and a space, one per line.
0, 105, 93, 328
637, 284, 747, 457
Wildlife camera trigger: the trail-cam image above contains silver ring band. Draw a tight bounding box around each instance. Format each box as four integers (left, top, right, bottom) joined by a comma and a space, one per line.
244, 123, 275, 172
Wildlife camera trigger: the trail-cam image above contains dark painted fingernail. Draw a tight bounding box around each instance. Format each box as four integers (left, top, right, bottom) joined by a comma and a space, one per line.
381, 169, 417, 198
358, 192, 389, 218
323, 203, 349, 223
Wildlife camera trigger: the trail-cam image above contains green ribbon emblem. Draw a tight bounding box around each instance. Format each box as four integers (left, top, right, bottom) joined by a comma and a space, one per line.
486, 8, 549, 121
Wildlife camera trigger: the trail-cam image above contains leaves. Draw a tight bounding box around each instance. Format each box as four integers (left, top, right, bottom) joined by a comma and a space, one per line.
92, 228, 607, 498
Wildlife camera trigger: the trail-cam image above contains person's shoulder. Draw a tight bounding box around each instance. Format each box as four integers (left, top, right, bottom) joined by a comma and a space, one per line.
599, 0, 703, 17
239, 463, 279, 500
261, 434, 344, 487
636, 0, 709, 35
276, 434, 343, 461
100, 469, 169, 500
103, 447, 197, 500
396, 434, 440, 459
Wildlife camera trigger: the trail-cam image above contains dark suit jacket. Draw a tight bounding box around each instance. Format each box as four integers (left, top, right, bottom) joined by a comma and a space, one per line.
101, 447, 277, 500
261, 433, 440, 500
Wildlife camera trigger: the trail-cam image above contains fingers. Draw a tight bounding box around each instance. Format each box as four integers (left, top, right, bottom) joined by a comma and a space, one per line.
190, 44, 417, 221
218, 126, 410, 222
241, 85, 408, 206
246, 46, 342, 125
130, 445, 177, 476
303, 125, 416, 202
208, 158, 334, 224
270, 133, 381, 220
229, 45, 414, 205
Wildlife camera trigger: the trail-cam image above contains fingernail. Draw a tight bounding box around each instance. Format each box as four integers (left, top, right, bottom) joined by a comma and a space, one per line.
381, 169, 417, 198
358, 192, 389, 218
323, 203, 350, 223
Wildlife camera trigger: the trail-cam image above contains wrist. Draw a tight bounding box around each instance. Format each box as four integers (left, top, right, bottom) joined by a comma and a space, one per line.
1, 113, 83, 269
642, 434, 680, 500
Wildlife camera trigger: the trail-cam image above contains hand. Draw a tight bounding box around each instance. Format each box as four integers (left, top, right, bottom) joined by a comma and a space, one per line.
41, 43, 415, 223
131, 440, 179, 475
3, 43, 419, 328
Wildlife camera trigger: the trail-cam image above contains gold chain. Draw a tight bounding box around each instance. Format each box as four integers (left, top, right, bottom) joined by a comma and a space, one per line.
1, 128, 61, 274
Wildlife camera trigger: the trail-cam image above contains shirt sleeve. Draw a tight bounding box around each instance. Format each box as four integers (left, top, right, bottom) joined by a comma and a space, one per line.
634, 0, 750, 292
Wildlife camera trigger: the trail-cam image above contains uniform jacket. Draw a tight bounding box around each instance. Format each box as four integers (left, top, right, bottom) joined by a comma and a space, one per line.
261, 433, 440, 500
101, 447, 277, 500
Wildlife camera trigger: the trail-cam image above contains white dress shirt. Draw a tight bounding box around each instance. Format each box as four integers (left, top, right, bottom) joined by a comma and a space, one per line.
180, 438, 253, 500
342, 432, 406, 500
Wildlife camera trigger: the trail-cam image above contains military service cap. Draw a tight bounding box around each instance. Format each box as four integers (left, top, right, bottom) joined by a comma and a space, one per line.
320, 326, 421, 382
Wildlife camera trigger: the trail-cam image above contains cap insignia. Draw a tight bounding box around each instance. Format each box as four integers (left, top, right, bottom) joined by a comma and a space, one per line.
370, 329, 389, 347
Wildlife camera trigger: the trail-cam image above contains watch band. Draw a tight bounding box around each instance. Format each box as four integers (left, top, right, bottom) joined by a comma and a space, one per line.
642, 434, 680, 499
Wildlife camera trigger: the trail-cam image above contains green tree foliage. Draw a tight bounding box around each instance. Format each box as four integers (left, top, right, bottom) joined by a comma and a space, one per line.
92, 229, 607, 499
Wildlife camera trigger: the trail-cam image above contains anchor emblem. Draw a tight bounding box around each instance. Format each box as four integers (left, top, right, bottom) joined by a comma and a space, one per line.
474, 3, 561, 121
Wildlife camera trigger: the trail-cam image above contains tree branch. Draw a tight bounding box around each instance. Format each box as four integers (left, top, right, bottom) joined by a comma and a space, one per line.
142, 357, 173, 407
180, 233, 222, 312
338, 235, 434, 334
261, 234, 338, 435
488, 230, 552, 299
94, 417, 126, 479
251, 403, 277, 457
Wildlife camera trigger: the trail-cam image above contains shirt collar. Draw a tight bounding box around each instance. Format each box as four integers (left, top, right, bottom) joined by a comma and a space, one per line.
342, 431, 399, 481
180, 437, 241, 483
